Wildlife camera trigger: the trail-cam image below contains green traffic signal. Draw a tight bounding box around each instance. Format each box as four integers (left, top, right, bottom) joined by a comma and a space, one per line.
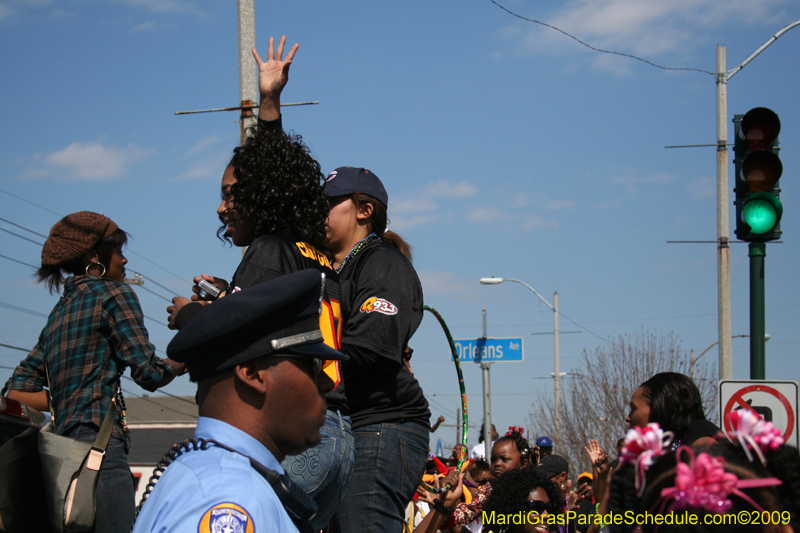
733, 107, 783, 242
742, 192, 783, 234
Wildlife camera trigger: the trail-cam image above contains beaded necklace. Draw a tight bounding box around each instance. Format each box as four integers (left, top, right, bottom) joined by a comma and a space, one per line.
335, 232, 379, 273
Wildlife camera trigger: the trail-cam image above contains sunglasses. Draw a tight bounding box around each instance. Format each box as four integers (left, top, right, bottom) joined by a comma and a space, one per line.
474, 477, 492, 486
274, 354, 325, 378
527, 500, 554, 514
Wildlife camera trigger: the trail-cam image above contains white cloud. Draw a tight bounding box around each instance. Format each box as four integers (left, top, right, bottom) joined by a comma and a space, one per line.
132, 21, 156, 32
469, 206, 507, 223
686, 176, 716, 198
521, 215, 560, 230
547, 199, 577, 210
118, 0, 202, 15
424, 180, 479, 198
389, 213, 440, 231
418, 270, 481, 302
392, 197, 439, 214
186, 136, 223, 158
28, 142, 151, 180
610, 172, 676, 193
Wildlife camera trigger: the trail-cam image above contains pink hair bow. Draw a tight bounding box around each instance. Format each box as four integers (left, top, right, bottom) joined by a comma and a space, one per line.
658, 447, 781, 514
726, 409, 784, 464
621, 423, 673, 495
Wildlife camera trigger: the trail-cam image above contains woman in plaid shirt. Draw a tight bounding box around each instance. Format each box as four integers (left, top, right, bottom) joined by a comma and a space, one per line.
4, 211, 185, 533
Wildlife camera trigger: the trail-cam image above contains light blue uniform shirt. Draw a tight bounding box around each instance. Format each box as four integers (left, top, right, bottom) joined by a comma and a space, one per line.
132, 416, 299, 533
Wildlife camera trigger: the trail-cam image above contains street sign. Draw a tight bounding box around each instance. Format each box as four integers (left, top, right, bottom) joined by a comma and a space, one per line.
451, 338, 524, 363
719, 380, 798, 448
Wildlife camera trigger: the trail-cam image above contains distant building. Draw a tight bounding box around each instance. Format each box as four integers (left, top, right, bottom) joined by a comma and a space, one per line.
125, 395, 198, 505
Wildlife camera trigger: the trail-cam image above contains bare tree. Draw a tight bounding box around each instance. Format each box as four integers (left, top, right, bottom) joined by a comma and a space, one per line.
527, 329, 717, 476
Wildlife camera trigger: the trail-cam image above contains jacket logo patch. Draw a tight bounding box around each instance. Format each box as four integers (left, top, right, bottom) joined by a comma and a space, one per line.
360, 296, 398, 315
198, 503, 253, 533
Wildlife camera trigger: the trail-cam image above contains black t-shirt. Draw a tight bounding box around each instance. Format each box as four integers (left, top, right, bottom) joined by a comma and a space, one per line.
337, 240, 430, 428
177, 234, 347, 414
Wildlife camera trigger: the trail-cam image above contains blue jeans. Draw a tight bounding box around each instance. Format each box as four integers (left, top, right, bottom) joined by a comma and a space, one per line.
64, 424, 134, 533
281, 410, 355, 530
330, 420, 429, 533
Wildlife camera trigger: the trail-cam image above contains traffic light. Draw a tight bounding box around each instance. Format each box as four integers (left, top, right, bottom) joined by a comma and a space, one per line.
733, 107, 783, 241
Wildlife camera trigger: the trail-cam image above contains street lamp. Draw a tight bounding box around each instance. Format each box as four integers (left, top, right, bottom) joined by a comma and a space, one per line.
480, 277, 562, 442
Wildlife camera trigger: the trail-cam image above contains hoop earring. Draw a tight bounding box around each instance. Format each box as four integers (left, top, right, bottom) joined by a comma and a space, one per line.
86, 262, 106, 278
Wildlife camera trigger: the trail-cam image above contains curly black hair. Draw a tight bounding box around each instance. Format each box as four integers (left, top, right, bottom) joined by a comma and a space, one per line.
607, 440, 800, 533
482, 466, 564, 532
217, 123, 329, 249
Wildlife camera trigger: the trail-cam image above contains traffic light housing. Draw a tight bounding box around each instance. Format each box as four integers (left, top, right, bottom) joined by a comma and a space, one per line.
734, 107, 783, 241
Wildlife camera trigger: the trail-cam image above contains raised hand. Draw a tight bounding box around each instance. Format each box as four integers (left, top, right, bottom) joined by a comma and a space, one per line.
252, 35, 299, 121
584, 439, 608, 469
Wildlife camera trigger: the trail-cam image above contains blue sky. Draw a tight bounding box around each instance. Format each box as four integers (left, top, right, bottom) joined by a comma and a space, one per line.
2, 0, 799, 450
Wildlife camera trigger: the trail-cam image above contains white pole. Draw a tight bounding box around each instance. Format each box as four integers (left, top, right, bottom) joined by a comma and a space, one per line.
553, 292, 561, 443
237, 0, 257, 144
717, 46, 733, 380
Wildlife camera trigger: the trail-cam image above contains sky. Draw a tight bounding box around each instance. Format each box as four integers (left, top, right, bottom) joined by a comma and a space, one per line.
2, 0, 799, 453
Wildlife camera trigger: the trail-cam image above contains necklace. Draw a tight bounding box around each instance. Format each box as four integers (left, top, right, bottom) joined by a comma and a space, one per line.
335, 232, 379, 273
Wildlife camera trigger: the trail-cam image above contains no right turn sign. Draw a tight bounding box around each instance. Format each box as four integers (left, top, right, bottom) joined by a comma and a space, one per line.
719, 380, 799, 448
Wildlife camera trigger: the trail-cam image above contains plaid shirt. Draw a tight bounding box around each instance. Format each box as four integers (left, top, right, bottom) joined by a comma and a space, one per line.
5, 276, 174, 447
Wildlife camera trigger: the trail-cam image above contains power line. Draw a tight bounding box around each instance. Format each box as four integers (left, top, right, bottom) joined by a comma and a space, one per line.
120, 374, 197, 407
0, 342, 30, 353
0, 301, 48, 318
120, 386, 198, 420
0, 188, 191, 289
489, 0, 715, 75
132, 271, 183, 298
0, 217, 49, 239
133, 284, 173, 303
557, 310, 608, 343
126, 250, 193, 288
0, 253, 38, 269
143, 314, 170, 328
0, 188, 64, 217
0, 227, 43, 246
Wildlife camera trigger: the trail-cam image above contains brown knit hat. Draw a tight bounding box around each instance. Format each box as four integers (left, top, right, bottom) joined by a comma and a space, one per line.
41, 211, 119, 267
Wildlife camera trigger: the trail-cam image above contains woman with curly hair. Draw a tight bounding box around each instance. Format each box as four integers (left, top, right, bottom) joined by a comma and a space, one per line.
166, 37, 354, 531
482, 467, 564, 533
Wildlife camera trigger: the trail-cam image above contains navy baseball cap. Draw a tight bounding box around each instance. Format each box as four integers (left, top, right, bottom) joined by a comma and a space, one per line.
167, 269, 348, 382
325, 167, 388, 208
536, 436, 554, 447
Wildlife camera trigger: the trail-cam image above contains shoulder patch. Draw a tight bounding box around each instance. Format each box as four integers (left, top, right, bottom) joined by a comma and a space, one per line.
359, 296, 398, 315
198, 503, 254, 533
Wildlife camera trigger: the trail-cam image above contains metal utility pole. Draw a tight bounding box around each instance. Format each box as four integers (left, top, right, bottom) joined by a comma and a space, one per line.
238, 0, 257, 145
716, 46, 733, 380
749, 245, 767, 378
553, 292, 561, 442
481, 307, 492, 451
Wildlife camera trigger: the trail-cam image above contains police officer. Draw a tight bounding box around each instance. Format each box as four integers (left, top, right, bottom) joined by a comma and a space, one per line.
133, 270, 347, 533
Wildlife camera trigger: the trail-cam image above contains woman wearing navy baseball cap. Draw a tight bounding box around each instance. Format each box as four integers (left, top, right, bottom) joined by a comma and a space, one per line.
324, 166, 432, 533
